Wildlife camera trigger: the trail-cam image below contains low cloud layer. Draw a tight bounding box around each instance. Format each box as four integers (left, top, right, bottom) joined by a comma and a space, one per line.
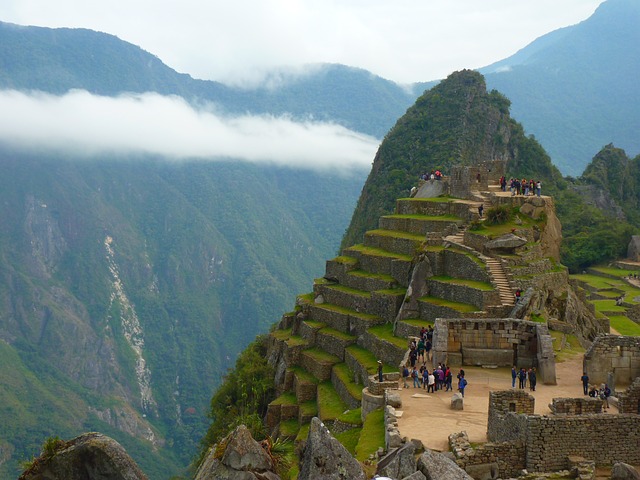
0, 89, 377, 172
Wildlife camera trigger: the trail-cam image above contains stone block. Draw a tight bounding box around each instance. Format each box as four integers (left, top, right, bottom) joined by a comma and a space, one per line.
451, 393, 464, 410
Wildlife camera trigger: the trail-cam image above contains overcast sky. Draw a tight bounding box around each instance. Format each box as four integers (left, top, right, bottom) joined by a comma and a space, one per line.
0, 1, 606, 171
1, 0, 604, 86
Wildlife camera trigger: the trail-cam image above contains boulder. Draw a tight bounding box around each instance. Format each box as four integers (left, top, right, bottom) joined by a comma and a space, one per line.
195, 425, 280, 480
18, 432, 147, 480
451, 393, 464, 410
612, 462, 640, 480
298, 417, 365, 480
386, 391, 402, 408
376, 443, 416, 480
485, 233, 527, 251
402, 472, 427, 480
417, 448, 473, 480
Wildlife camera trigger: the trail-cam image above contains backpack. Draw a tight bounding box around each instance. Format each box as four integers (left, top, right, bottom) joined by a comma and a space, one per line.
460, 378, 467, 388
403, 367, 409, 378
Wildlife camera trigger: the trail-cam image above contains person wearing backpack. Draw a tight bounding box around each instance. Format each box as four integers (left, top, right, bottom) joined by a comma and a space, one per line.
458, 374, 468, 397
402, 364, 410, 389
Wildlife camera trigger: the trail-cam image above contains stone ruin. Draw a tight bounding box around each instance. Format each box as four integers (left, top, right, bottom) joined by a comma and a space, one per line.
448, 388, 640, 478
583, 334, 640, 390
432, 318, 557, 384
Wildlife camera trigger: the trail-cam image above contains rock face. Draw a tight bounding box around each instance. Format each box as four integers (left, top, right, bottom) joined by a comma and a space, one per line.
612, 462, 640, 480
485, 233, 527, 251
195, 425, 280, 480
628, 235, 640, 262
19, 433, 147, 480
376, 442, 417, 479
417, 448, 473, 480
298, 417, 365, 480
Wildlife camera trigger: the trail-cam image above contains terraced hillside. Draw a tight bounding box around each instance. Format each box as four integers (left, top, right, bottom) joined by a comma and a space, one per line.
264, 176, 567, 466
570, 265, 640, 336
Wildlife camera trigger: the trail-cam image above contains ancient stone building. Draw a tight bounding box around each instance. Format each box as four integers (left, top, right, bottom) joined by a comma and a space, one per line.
583, 334, 640, 389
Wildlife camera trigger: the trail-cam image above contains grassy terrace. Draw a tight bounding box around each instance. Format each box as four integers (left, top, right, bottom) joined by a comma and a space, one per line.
382, 213, 462, 221
376, 287, 407, 296
609, 315, 640, 336
335, 428, 362, 456
398, 318, 434, 329
592, 300, 627, 314
418, 296, 478, 313
346, 345, 396, 374
271, 392, 297, 406
469, 214, 542, 237
348, 270, 396, 282
317, 381, 348, 421
279, 419, 300, 437
333, 363, 363, 401
326, 284, 371, 298
313, 302, 381, 321
318, 327, 356, 342
355, 408, 385, 462
367, 323, 410, 350
303, 320, 325, 329
398, 196, 457, 203
347, 244, 413, 261
289, 366, 319, 385
303, 347, 340, 364
299, 399, 318, 418
589, 266, 637, 278
332, 255, 358, 265
429, 275, 495, 291
271, 328, 309, 347
366, 229, 426, 242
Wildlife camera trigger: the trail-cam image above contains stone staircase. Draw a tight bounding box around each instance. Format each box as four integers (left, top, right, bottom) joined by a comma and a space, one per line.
485, 257, 515, 306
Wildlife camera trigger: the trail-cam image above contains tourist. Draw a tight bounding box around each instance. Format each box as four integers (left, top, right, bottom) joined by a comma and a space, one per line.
434, 365, 442, 390
536, 180, 542, 197
422, 366, 429, 389
402, 364, 410, 388
600, 384, 611, 409
438, 366, 446, 390
529, 368, 537, 391
377, 360, 383, 382
511, 366, 517, 388
445, 365, 453, 391
458, 374, 468, 397
410, 348, 417, 368
518, 368, 527, 389
425, 339, 432, 361
417, 337, 425, 363
412, 366, 420, 388
515, 289, 522, 303
581, 372, 589, 395
427, 371, 435, 393
589, 386, 598, 398
478, 204, 484, 218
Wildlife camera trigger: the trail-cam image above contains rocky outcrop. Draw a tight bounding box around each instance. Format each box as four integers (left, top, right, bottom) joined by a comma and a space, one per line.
417, 448, 473, 480
19, 433, 147, 480
628, 236, 640, 262
485, 233, 527, 251
376, 442, 417, 479
298, 417, 365, 480
195, 425, 280, 480
611, 462, 640, 480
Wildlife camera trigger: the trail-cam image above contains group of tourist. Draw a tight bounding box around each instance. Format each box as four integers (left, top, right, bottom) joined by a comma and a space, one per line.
511, 366, 537, 391
581, 372, 612, 409
420, 170, 443, 181
499, 176, 542, 197
402, 326, 468, 396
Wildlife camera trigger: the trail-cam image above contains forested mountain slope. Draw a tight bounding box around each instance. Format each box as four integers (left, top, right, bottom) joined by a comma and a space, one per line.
0, 151, 361, 477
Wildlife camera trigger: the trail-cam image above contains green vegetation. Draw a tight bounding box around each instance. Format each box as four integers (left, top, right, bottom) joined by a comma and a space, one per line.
608, 316, 640, 336
418, 296, 478, 313
337, 408, 363, 425
367, 324, 410, 350
346, 244, 413, 261
355, 408, 385, 462
332, 364, 363, 401
198, 336, 275, 468
429, 276, 494, 291
317, 382, 348, 422
345, 345, 396, 374
484, 205, 512, 225
335, 428, 362, 455
549, 332, 585, 362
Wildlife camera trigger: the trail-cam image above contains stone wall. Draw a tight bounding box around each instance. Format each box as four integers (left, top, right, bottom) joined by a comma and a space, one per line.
449, 161, 505, 199
525, 414, 640, 471
441, 249, 491, 283
437, 318, 546, 369
617, 377, 640, 414
487, 390, 535, 442
583, 335, 640, 389
549, 397, 602, 415
450, 431, 525, 480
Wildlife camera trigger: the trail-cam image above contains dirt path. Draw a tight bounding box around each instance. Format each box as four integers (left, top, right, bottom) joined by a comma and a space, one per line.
394, 352, 616, 452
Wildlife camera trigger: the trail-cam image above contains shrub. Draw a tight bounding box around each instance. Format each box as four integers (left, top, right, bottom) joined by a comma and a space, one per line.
485, 205, 512, 225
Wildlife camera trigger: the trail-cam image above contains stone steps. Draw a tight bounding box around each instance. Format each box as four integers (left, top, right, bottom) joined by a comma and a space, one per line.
485, 258, 515, 306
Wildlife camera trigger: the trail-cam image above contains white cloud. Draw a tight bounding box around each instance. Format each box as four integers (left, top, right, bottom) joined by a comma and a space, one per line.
0, 89, 377, 173
0, 0, 605, 85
